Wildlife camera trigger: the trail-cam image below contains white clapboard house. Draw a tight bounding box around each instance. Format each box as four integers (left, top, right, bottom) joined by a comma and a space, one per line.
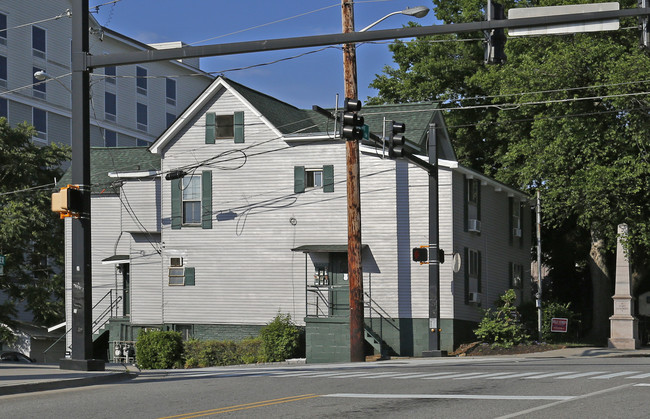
63, 77, 532, 361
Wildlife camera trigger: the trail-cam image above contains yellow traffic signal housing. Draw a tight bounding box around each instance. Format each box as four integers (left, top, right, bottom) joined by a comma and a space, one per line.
51, 185, 82, 218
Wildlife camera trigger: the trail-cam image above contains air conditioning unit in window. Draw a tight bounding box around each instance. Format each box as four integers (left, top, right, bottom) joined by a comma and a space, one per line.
469, 292, 481, 303
170, 257, 183, 267
468, 219, 481, 233
513, 228, 522, 238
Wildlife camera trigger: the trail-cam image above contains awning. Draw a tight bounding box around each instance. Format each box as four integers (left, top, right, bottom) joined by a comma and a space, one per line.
101, 255, 130, 265
291, 244, 369, 253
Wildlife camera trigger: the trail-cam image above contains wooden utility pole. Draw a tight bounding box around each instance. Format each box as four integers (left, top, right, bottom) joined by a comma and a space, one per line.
341, 0, 364, 363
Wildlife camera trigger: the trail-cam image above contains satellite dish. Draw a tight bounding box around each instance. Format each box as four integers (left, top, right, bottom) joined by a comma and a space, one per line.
452, 253, 462, 273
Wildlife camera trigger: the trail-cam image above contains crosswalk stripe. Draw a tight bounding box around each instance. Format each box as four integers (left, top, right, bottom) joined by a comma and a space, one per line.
358, 372, 416, 379
393, 372, 457, 379
487, 372, 541, 380
558, 371, 607, 379
455, 372, 515, 380
422, 372, 487, 380
524, 371, 577, 379
627, 373, 650, 379
591, 371, 639, 379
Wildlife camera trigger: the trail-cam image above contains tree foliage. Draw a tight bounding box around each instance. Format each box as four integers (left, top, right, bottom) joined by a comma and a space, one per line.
369, 0, 650, 340
0, 118, 70, 331
474, 289, 529, 347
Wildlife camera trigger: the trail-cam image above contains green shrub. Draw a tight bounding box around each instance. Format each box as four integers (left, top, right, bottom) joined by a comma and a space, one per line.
136, 330, 183, 369
541, 301, 578, 342
183, 337, 263, 368
259, 313, 301, 362
474, 289, 530, 348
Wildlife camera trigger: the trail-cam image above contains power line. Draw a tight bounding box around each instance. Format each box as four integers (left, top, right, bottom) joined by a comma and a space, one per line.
1, 9, 71, 33
0, 183, 57, 197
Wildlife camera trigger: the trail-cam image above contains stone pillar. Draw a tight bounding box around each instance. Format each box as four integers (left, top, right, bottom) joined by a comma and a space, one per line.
608, 224, 639, 349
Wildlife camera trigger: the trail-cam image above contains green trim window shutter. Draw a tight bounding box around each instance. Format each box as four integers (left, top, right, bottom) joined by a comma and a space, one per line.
184, 267, 195, 286
294, 166, 305, 194
171, 178, 182, 230
234, 111, 244, 143
464, 247, 469, 304
205, 112, 215, 144
477, 251, 482, 293
463, 175, 468, 232
508, 197, 514, 246
201, 170, 212, 229
323, 165, 334, 193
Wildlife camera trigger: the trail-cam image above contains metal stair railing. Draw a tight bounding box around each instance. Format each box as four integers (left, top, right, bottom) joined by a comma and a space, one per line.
364, 292, 400, 357
92, 289, 122, 334
43, 289, 123, 362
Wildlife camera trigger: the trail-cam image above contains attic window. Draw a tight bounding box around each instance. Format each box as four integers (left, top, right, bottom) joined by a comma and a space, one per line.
215, 115, 234, 138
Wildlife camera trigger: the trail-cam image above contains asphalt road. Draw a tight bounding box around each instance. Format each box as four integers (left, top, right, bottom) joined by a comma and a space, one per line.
2, 356, 650, 418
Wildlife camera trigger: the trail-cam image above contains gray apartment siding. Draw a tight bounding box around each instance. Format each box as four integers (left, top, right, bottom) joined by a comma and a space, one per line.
121, 179, 161, 233
129, 233, 163, 324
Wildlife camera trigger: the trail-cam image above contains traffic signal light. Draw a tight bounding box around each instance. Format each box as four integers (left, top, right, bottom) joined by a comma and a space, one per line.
341, 98, 364, 140
388, 121, 406, 158
485, 2, 506, 64
413, 247, 428, 263
51, 185, 82, 218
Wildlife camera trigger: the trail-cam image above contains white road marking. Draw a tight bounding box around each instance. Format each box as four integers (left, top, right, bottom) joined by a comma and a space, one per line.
323, 393, 573, 401
487, 372, 541, 380
524, 371, 577, 379
591, 371, 639, 379
557, 371, 607, 379
422, 372, 487, 380
392, 372, 458, 379
634, 383, 650, 386
455, 372, 515, 380
628, 374, 650, 379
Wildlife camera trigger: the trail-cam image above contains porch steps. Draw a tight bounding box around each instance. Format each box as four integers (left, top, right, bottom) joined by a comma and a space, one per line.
364, 325, 396, 359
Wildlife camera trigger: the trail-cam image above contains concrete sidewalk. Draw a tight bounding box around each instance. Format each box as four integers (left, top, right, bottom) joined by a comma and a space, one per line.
0, 362, 138, 396
518, 346, 650, 358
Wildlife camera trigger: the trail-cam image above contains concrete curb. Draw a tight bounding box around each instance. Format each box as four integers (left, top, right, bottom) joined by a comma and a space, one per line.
0, 371, 137, 397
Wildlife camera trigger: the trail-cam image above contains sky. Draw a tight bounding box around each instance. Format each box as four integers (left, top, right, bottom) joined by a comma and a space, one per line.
90, 0, 440, 109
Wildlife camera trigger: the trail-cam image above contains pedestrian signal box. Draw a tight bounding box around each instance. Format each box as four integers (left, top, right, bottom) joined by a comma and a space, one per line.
413, 247, 428, 263
51, 185, 82, 218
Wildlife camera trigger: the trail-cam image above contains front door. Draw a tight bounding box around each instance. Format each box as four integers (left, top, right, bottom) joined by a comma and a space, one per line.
329, 253, 349, 316
122, 263, 130, 317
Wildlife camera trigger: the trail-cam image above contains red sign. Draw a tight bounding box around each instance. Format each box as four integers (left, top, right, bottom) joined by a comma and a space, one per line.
551, 317, 568, 333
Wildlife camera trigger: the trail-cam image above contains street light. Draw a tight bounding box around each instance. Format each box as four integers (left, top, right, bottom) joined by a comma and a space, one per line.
359, 6, 430, 32
34, 70, 72, 93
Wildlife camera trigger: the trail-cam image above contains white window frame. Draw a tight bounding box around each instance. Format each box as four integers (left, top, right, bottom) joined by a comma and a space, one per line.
32, 67, 46, 99
168, 266, 185, 286
305, 168, 323, 189
182, 175, 201, 226
105, 66, 116, 85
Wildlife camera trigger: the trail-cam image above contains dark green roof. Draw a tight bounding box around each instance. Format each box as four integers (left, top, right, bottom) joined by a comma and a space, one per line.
225, 78, 325, 135
59, 147, 160, 194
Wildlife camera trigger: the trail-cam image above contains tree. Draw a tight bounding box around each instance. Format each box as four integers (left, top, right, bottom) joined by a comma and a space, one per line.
369, 0, 650, 343
0, 118, 70, 337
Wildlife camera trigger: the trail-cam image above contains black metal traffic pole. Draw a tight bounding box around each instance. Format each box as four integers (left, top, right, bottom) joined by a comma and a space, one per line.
60, 0, 104, 372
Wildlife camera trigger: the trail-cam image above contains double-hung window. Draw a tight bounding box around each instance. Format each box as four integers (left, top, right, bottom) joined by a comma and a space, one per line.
32, 26, 46, 59
136, 102, 147, 131
32, 67, 46, 99
294, 165, 334, 193
105, 92, 116, 121
509, 197, 524, 246
105, 129, 117, 147
464, 247, 482, 304
171, 171, 212, 230
136, 66, 147, 95
105, 66, 116, 85
510, 263, 524, 289
32, 107, 47, 143
0, 13, 7, 45
182, 176, 201, 225
464, 176, 481, 233
166, 78, 176, 106
0, 55, 6, 88
0, 97, 7, 119
168, 257, 195, 286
